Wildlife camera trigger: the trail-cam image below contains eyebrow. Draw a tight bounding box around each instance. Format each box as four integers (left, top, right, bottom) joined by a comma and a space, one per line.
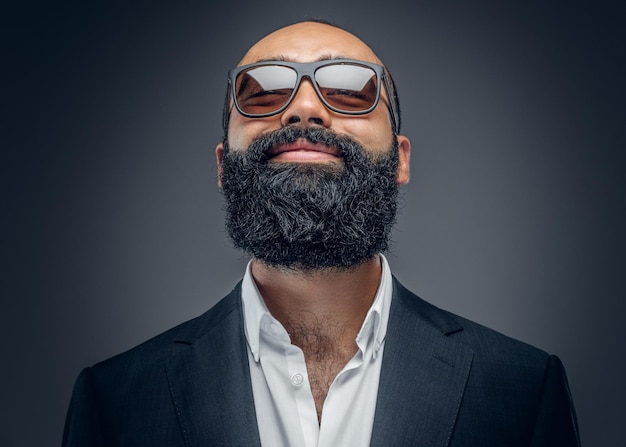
251, 53, 352, 64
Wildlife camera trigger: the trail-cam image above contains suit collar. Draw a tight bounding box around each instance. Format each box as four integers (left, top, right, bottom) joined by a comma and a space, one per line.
165, 283, 261, 446
370, 278, 474, 447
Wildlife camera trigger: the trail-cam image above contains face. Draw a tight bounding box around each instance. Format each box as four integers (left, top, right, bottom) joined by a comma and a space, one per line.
216, 22, 411, 270
217, 22, 410, 184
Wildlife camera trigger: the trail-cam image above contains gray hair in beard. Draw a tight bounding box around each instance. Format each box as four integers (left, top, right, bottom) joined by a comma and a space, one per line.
220, 126, 400, 271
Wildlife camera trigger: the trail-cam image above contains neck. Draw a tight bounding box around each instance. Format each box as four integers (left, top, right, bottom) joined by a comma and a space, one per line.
250, 256, 382, 345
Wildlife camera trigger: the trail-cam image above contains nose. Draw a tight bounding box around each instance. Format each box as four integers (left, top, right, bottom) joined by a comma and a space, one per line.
280, 78, 332, 128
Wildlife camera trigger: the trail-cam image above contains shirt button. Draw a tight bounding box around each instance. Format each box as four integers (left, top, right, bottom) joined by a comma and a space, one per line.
291, 372, 304, 387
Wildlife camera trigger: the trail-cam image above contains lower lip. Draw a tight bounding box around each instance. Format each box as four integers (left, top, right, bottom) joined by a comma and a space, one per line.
271, 150, 340, 162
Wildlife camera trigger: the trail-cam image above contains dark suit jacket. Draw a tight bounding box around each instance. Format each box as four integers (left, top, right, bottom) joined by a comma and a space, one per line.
63, 278, 580, 446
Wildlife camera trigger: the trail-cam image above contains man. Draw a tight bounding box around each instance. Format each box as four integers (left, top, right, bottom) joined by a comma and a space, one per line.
63, 21, 580, 446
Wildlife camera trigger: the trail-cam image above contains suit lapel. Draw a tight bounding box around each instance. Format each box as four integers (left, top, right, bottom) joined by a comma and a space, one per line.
370, 279, 474, 447
165, 285, 261, 447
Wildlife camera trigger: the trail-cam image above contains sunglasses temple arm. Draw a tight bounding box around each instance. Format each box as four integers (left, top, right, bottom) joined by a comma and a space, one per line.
383, 75, 400, 134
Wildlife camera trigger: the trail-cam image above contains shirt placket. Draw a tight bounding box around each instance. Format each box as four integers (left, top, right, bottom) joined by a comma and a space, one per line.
284, 343, 319, 447
261, 318, 320, 447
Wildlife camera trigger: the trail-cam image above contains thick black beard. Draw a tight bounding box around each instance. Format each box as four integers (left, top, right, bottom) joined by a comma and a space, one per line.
220, 126, 399, 271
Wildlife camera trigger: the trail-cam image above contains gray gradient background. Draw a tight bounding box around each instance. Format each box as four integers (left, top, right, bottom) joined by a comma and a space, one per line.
3, 1, 625, 446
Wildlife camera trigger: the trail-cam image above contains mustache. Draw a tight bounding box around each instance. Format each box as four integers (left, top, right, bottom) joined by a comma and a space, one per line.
233, 126, 365, 163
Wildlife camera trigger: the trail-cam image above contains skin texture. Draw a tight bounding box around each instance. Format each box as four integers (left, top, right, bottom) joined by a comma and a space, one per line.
215, 21, 412, 422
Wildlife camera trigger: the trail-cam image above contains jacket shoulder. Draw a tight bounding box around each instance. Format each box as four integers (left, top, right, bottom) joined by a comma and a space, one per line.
392, 277, 551, 367
390, 278, 579, 445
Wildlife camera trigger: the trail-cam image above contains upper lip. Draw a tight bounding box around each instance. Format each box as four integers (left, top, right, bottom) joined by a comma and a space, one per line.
269, 139, 340, 158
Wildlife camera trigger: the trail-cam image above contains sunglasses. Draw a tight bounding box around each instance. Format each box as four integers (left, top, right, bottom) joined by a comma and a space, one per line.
227, 59, 399, 132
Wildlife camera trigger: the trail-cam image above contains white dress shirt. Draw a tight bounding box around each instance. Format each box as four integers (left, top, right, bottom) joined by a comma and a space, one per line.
241, 255, 393, 447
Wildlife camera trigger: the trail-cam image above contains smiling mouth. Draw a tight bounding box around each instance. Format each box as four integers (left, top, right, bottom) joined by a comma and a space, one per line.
269, 139, 341, 162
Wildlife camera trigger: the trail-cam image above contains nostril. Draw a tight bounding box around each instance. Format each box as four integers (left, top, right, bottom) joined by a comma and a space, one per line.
288, 116, 301, 124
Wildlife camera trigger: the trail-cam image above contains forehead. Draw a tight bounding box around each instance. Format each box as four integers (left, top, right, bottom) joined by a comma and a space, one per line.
239, 22, 382, 66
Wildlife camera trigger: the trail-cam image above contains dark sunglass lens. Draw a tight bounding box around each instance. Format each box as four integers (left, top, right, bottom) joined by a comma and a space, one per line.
315, 64, 378, 112
235, 65, 297, 115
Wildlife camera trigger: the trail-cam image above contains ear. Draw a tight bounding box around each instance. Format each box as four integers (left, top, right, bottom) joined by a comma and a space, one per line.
216, 142, 224, 188
395, 135, 411, 184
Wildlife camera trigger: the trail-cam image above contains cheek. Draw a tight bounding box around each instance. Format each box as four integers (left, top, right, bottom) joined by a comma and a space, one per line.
341, 116, 394, 151
228, 116, 280, 150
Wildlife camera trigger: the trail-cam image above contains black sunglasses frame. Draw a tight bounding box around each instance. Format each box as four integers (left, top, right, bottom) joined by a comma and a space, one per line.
227, 59, 400, 133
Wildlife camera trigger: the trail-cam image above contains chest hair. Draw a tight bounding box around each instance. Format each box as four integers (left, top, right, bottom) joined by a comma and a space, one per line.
284, 319, 358, 423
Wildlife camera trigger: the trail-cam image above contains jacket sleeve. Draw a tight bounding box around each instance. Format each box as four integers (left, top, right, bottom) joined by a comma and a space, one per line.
529, 355, 581, 446
62, 367, 106, 447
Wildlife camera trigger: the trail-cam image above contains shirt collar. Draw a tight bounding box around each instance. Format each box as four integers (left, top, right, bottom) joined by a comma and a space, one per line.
241, 254, 393, 363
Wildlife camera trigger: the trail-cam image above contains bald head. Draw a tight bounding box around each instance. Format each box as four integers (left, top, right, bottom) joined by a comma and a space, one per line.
239, 21, 383, 66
